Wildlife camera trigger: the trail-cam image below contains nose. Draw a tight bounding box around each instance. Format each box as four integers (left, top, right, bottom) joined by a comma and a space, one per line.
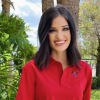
56, 31, 63, 38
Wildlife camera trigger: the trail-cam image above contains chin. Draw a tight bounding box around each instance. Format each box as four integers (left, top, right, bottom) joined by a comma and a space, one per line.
54, 47, 68, 52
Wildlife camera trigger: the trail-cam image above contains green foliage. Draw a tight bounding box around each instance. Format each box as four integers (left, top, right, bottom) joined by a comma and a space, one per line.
0, 12, 37, 99
96, 76, 100, 88
92, 76, 100, 89
91, 89, 100, 100
92, 77, 98, 89
79, 0, 100, 61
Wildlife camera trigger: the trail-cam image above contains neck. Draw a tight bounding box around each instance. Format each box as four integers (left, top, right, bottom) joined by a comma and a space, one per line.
51, 51, 68, 66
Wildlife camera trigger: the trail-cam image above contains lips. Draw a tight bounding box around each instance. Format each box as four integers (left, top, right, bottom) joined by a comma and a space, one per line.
54, 40, 66, 46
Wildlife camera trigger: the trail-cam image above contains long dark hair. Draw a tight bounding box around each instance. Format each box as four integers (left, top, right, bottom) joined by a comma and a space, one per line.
34, 5, 81, 70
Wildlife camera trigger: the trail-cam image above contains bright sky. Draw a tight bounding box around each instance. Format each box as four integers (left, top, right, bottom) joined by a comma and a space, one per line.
0, 0, 42, 46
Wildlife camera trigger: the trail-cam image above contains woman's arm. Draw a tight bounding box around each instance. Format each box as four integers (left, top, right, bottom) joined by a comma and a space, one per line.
83, 65, 92, 100
15, 62, 36, 100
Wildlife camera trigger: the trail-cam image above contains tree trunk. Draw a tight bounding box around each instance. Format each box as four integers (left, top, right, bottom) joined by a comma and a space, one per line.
57, 0, 80, 31
42, 0, 54, 13
1, 0, 11, 15
96, 39, 100, 76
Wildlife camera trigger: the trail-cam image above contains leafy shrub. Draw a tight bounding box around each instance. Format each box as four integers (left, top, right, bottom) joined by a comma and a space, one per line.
92, 76, 100, 89
0, 12, 37, 99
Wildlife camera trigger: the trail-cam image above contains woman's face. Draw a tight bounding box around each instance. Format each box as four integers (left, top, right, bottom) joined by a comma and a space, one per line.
48, 15, 71, 53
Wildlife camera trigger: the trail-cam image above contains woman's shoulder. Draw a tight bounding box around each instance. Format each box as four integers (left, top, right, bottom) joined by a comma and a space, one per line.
22, 59, 37, 71
79, 60, 92, 74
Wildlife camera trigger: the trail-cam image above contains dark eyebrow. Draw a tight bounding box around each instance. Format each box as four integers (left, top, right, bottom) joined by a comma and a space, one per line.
61, 25, 69, 27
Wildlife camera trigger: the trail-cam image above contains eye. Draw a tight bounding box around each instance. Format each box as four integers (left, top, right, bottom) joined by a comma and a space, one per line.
49, 29, 56, 33
63, 27, 70, 31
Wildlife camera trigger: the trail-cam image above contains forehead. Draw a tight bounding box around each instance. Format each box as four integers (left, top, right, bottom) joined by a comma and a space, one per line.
51, 15, 69, 27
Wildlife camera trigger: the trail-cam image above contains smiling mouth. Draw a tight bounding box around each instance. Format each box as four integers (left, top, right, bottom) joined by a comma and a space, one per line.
54, 40, 66, 46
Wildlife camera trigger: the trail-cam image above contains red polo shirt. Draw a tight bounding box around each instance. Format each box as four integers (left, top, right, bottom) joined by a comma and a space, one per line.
15, 57, 92, 100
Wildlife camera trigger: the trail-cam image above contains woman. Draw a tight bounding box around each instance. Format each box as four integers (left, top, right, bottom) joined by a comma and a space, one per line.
15, 5, 92, 100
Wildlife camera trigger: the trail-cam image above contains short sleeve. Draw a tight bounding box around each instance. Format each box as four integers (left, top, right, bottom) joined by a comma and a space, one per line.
15, 61, 36, 100
83, 64, 92, 100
